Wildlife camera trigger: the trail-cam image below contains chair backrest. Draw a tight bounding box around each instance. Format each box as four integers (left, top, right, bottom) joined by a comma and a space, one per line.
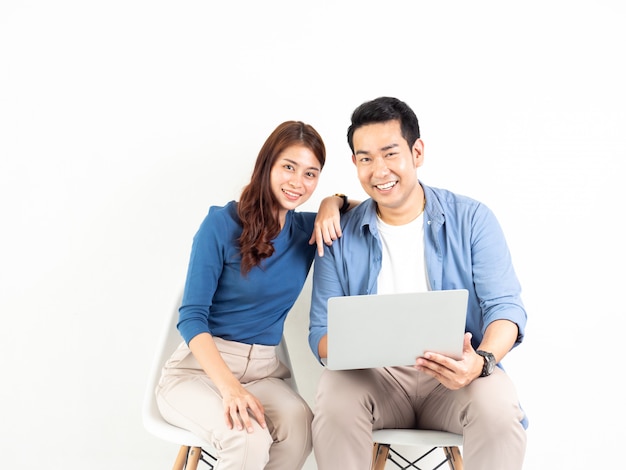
142, 294, 207, 446
142, 294, 298, 447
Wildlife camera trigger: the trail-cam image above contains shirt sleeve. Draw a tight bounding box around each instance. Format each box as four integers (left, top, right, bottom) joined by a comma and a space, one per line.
470, 203, 527, 346
308, 242, 346, 363
177, 207, 227, 344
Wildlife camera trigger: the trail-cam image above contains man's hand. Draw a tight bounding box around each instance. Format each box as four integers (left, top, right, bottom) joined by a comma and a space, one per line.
414, 332, 483, 390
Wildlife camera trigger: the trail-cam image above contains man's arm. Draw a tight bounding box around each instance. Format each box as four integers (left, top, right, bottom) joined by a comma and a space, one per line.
308, 243, 346, 363
317, 334, 328, 359
416, 203, 525, 388
416, 319, 519, 390
476, 319, 519, 364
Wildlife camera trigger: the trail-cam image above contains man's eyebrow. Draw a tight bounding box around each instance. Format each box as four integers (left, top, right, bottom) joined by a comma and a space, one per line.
355, 143, 399, 155
381, 143, 400, 152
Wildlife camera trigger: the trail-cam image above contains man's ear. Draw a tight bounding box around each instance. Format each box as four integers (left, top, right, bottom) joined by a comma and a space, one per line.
351, 154, 357, 166
413, 139, 425, 168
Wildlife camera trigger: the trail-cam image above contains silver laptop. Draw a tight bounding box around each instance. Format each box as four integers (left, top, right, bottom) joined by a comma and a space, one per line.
325, 289, 468, 370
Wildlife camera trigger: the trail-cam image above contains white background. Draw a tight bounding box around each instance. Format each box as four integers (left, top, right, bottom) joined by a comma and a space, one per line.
1, 1, 624, 468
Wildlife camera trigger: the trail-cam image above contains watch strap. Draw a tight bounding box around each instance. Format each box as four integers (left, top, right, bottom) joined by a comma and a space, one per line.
476, 350, 495, 377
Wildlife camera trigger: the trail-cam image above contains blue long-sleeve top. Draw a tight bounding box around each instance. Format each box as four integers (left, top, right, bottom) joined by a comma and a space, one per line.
309, 183, 527, 362
178, 201, 317, 346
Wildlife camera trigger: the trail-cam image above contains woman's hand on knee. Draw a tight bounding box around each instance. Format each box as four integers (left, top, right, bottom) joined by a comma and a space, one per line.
222, 386, 266, 433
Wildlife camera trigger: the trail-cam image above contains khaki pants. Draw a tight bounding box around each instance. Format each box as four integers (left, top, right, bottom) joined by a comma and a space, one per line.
312, 366, 526, 470
156, 338, 313, 470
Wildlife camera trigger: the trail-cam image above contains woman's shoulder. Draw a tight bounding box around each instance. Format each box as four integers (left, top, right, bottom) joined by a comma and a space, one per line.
207, 200, 238, 218
198, 200, 240, 232
290, 210, 316, 232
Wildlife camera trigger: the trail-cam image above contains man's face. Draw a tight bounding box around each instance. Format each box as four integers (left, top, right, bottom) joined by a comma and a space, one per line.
351, 120, 423, 220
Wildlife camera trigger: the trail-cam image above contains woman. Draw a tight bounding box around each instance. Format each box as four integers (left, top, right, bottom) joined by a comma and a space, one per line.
156, 121, 352, 469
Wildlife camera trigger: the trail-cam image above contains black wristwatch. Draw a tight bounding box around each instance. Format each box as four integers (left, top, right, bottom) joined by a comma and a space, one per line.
476, 350, 496, 377
334, 193, 350, 214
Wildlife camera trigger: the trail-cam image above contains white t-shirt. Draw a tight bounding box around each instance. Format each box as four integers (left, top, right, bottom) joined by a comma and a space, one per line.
376, 213, 429, 295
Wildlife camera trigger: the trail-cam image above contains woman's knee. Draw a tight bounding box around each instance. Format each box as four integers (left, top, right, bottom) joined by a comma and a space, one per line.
216, 426, 274, 468
271, 394, 313, 441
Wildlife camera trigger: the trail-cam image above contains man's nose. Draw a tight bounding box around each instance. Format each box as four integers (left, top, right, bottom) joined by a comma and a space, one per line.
372, 157, 390, 177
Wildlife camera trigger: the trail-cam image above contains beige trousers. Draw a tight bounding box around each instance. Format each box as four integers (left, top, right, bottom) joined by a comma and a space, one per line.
156, 338, 313, 470
312, 366, 526, 470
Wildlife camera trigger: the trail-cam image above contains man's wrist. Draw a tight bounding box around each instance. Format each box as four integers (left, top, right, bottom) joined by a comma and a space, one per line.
476, 350, 496, 377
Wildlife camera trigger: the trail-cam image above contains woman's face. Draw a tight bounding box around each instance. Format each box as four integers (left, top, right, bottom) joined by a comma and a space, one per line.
270, 144, 322, 224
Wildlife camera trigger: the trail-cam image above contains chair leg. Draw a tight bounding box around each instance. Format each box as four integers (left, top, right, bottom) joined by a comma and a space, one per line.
185, 447, 202, 470
443, 446, 463, 470
173, 446, 190, 470
172, 445, 204, 470
372, 443, 390, 470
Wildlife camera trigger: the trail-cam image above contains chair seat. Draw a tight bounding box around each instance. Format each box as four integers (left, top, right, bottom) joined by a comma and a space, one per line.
372, 429, 463, 447
372, 429, 464, 470
144, 405, 211, 449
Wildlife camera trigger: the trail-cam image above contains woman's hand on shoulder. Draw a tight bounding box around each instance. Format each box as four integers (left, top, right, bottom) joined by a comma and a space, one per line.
309, 196, 345, 257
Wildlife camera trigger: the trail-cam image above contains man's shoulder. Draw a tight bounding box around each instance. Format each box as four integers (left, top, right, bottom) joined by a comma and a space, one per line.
341, 199, 374, 228
424, 184, 484, 212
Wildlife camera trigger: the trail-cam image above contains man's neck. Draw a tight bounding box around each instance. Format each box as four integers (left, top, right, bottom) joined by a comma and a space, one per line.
376, 189, 425, 226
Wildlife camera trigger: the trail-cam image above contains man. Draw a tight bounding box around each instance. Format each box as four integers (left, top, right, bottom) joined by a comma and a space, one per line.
308, 97, 527, 469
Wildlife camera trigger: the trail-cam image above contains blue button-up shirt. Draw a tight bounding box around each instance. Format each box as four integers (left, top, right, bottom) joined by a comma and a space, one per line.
308, 183, 527, 363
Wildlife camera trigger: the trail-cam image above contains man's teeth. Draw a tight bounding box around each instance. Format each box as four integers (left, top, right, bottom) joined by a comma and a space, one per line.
376, 181, 396, 190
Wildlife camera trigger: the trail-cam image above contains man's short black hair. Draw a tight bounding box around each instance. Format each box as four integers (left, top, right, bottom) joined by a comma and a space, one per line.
347, 97, 420, 153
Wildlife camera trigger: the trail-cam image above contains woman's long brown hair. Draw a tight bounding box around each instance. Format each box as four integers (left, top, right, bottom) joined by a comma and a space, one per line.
237, 121, 326, 275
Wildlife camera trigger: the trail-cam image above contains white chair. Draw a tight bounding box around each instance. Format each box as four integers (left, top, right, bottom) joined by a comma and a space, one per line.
142, 296, 299, 470
372, 429, 463, 470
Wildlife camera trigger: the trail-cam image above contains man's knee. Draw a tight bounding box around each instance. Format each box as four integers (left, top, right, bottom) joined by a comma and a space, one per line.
314, 370, 373, 430
466, 389, 525, 438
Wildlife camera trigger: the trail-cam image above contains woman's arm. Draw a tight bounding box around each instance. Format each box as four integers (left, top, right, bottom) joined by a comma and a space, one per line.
309, 194, 360, 256
188, 332, 266, 433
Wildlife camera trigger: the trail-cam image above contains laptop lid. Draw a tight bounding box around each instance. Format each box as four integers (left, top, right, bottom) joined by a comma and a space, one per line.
326, 289, 468, 370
